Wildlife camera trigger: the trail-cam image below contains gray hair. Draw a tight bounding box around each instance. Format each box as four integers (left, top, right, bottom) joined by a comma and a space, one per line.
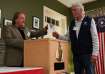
71, 3, 85, 11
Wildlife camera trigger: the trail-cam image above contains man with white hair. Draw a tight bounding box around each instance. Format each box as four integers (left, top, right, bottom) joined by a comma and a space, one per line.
53, 3, 99, 74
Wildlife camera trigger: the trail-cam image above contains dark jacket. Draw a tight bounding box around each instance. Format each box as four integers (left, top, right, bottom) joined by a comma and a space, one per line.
2, 25, 47, 66
69, 16, 93, 56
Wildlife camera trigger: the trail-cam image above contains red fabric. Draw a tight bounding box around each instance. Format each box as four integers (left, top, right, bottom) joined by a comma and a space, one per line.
0, 69, 45, 74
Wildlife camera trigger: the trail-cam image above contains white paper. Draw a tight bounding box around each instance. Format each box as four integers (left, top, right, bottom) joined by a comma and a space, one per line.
44, 24, 56, 39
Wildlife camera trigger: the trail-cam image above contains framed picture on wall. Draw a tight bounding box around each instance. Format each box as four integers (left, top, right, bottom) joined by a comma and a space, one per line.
32, 16, 40, 29
0, 27, 1, 39
55, 20, 59, 26
0, 9, 1, 24
51, 18, 55, 25
4, 19, 12, 26
47, 17, 51, 23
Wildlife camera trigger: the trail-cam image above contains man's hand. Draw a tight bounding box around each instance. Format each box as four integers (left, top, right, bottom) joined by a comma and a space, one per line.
52, 32, 59, 39
91, 55, 97, 64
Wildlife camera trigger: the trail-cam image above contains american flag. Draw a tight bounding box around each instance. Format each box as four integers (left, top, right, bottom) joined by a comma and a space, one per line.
94, 16, 105, 74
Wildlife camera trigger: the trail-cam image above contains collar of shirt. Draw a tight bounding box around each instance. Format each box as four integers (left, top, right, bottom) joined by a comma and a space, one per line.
74, 16, 85, 38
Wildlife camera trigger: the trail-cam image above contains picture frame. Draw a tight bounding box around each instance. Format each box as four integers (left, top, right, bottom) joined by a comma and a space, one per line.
32, 16, 40, 29
45, 16, 59, 26
47, 17, 51, 23
4, 19, 12, 26
0, 9, 1, 24
51, 18, 55, 25
0, 27, 1, 39
55, 20, 59, 26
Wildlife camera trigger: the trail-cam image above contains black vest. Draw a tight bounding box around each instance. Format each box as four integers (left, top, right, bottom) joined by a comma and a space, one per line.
69, 16, 93, 55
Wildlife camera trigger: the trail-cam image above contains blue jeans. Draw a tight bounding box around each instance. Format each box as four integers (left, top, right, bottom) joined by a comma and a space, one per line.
73, 54, 94, 74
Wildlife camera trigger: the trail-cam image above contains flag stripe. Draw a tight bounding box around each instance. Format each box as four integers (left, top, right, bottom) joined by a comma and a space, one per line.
95, 32, 105, 74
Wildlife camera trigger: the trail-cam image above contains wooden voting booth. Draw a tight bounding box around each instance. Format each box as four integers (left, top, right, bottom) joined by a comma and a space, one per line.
24, 39, 69, 74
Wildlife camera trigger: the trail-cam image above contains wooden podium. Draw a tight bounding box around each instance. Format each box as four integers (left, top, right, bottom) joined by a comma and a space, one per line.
24, 39, 69, 74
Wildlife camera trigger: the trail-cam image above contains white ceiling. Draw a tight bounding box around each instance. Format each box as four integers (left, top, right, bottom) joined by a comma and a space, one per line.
57, 0, 96, 7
